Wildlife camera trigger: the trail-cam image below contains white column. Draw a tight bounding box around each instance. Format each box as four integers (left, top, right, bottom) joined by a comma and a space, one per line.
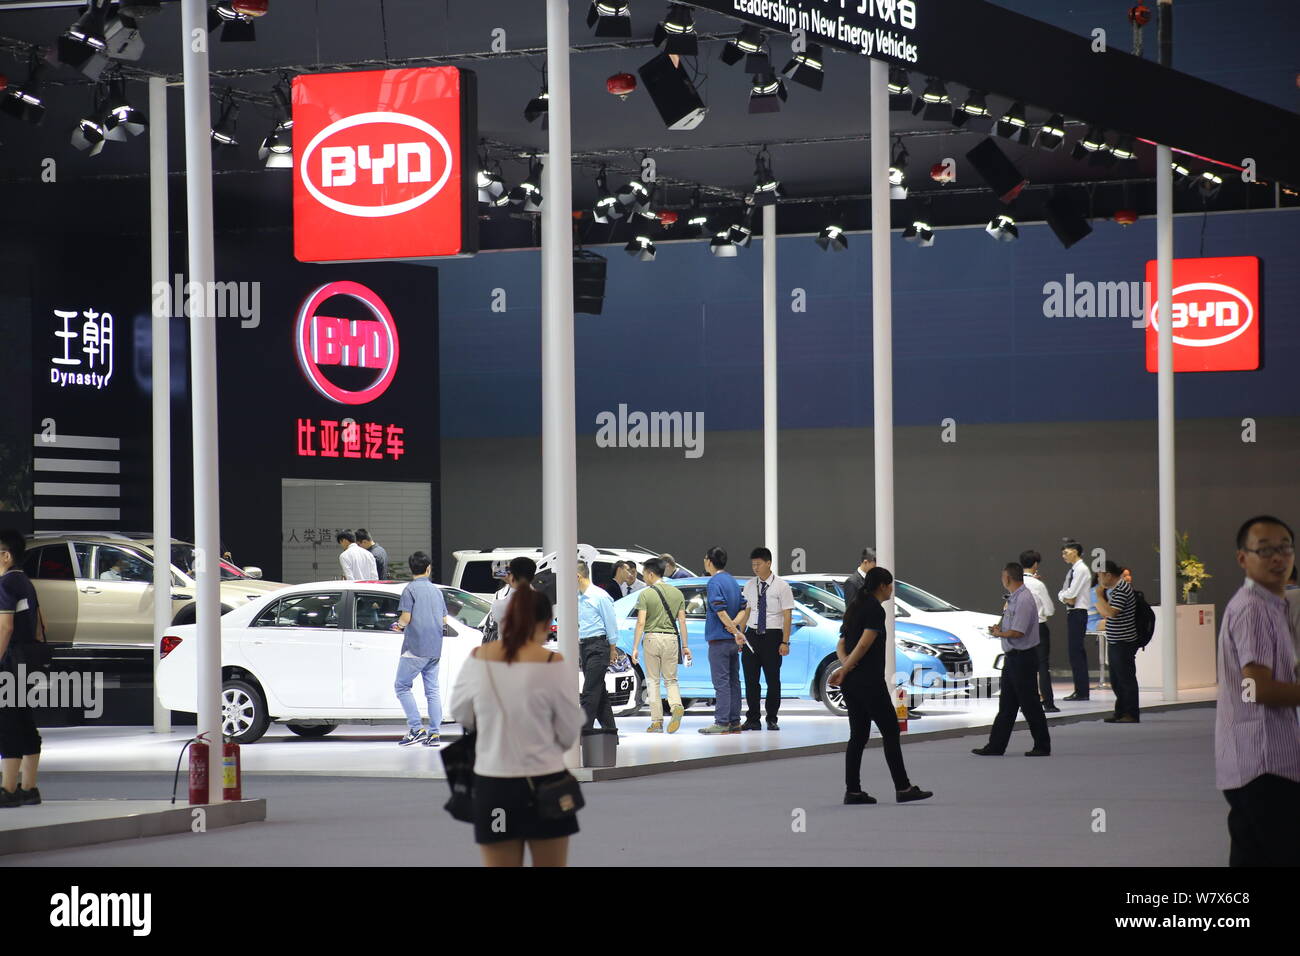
869, 58, 897, 688
543, 0, 580, 764
762, 204, 778, 569
149, 75, 171, 735
1156, 144, 1178, 701
180, 0, 224, 802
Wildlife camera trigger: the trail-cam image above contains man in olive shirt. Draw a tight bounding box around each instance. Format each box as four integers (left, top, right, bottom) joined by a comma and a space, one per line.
631, 558, 690, 733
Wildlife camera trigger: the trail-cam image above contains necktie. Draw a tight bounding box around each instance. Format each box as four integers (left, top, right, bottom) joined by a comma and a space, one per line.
757, 581, 768, 636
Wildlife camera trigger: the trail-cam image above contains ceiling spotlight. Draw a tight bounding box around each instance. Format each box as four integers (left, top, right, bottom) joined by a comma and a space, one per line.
625, 234, 657, 261
910, 77, 951, 122
709, 229, 738, 257
617, 178, 652, 213
654, 4, 697, 56
1071, 125, 1108, 161
1197, 169, 1223, 199
58, 3, 109, 78
592, 167, 623, 223
889, 139, 908, 199
816, 223, 848, 252
995, 100, 1028, 139
1111, 135, 1137, 161
782, 42, 824, 91
902, 219, 934, 247
208, 2, 257, 42
888, 67, 913, 111
210, 93, 239, 147
101, 77, 146, 140
721, 25, 767, 72
750, 150, 782, 205
729, 217, 754, 247
952, 90, 989, 128
985, 213, 1019, 241
509, 157, 544, 212
258, 81, 290, 167
477, 166, 505, 206
684, 189, 709, 234
70, 88, 108, 155
587, 2, 632, 38
749, 73, 788, 113
1170, 159, 1192, 184
1035, 113, 1066, 150
0, 53, 46, 125
524, 84, 549, 127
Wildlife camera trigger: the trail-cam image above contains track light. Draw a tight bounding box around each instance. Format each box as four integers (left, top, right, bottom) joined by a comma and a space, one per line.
477, 166, 505, 205
995, 100, 1030, 141
509, 157, 544, 212
1035, 113, 1066, 150
816, 223, 848, 252
889, 139, 908, 200
654, 4, 697, 56
902, 220, 934, 247
524, 84, 549, 127
616, 178, 652, 213
208, 2, 258, 42
782, 42, 824, 91
1071, 125, 1107, 161
1111, 135, 1137, 161
985, 213, 1018, 242
952, 90, 989, 128
750, 150, 782, 205
587, 2, 631, 38
910, 77, 950, 122
210, 93, 239, 147
71, 88, 108, 155
625, 234, 657, 261
0, 53, 46, 125
730, 209, 755, 247
888, 67, 913, 111
1197, 169, 1223, 199
1170, 159, 1192, 184
748, 73, 787, 113
258, 81, 291, 167
592, 167, 622, 223
58, 3, 108, 78
709, 229, 738, 257
721, 25, 767, 71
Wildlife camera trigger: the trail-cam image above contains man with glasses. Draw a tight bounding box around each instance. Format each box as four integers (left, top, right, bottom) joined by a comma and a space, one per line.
1215, 515, 1300, 866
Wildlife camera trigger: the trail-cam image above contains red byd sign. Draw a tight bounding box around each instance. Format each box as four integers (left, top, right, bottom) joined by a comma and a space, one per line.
293, 66, 477, 262
1144, 256, 1260, 372
295, 281, 400, 405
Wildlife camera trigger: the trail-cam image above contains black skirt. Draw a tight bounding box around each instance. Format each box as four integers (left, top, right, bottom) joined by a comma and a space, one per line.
472, 771, 581, 845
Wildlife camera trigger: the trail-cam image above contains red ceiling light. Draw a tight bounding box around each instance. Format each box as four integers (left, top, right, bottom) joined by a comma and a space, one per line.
657, 210, 678, 227
233, 0, 269, 16
929, 162, 955, 183
1113, 208, 1139, 226
1128, 4, 1151, 26
606, 72, 636, 99
0, 73, 7, 93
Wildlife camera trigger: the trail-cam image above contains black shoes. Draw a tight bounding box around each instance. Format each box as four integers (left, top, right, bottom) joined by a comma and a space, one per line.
0, 788, 21, 808
897, 785, 933, 803
971, 746, 1002, 756
1062, 693, 1090, 702
1024, 748, 1052, 757
844, 791, 877, 805
740, 720, 762, 731
1042, 705, 1061, 713
766, 721, 780, 731
1104, 715, 1139, 724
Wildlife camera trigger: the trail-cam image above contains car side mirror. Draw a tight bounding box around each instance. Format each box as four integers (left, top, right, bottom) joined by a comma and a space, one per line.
794, 611, 814, 629
242, 566, 263, 580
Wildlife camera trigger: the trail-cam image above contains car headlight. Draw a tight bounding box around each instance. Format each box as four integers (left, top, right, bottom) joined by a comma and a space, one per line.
897, 638, 939, 657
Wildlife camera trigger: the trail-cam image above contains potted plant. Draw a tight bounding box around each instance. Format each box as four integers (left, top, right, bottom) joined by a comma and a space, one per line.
1175, 532, 1211, 603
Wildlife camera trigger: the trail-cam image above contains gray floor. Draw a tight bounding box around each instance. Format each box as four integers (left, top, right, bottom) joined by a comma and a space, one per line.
2, 706, 1226, 867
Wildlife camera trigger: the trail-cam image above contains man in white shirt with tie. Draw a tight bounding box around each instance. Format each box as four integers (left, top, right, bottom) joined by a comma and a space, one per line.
734, 547, 795, 731
1019, 549, 1058, 712
1057, 538, 1093, 701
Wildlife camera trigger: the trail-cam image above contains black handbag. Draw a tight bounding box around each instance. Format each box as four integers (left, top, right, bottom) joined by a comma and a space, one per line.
439, 730, 477, 823
8, 611, 52, 674
528, 770, 585, 820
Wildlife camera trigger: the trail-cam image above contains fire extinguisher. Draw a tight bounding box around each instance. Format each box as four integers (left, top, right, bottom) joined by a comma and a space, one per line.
222, 738, 242, 801
187, 733, 243, 804
895, 687, 910, 732
188, 732, 210, 805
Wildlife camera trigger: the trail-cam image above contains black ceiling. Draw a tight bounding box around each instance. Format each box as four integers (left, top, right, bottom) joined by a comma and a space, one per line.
0, 0, 1296, 249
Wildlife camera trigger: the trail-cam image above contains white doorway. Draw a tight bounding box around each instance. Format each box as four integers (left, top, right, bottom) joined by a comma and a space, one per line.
281, 479, 432, 584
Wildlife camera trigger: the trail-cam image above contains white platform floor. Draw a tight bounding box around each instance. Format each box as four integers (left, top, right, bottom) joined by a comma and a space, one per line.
37, 682, 1215, 780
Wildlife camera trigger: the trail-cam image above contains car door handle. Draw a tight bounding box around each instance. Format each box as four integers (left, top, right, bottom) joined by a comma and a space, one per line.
80, 586, 101, 594
171, 593, 193, 601
249, 639, 265, 646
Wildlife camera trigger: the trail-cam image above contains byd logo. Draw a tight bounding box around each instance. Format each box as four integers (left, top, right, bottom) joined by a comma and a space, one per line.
299, 112, 453, 218
1147, 282, 1254, 347
295, 281, 400, 405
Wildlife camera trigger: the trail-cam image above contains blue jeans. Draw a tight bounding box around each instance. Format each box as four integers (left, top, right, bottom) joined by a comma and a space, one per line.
708, 640, 741, 725
394, 655, 441, 732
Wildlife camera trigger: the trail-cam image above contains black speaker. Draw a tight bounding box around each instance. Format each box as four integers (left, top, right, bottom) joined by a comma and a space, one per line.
1044, 193, 1094, 249
965, 138, 1028, 203
637, 52, 708, 131
574, 251, 607, 315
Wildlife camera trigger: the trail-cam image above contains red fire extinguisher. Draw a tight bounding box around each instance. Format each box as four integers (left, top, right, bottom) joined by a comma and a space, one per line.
188, 733, 242, 804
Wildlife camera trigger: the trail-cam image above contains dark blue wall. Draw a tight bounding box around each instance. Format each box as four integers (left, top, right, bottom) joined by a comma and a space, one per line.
439, 209, 1300, 438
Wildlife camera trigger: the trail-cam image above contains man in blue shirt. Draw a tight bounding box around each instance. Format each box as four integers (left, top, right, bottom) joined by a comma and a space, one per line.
392, 551, 449, 747
578, 560, 621, 731
972, 563, 1052, 757
699, 547, 746, 735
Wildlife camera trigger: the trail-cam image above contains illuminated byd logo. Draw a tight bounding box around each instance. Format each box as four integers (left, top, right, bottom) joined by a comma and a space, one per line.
1147, 282, 1255, 348
295, 281, 400, 405
298, 111, 453, 218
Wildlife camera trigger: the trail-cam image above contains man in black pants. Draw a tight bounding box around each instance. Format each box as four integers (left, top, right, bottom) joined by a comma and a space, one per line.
733, 548, 794, 730
973, 563, 1052, 757
1095, 561, 1140, 723
1019, 549, 1058, 712
1057, 539, 1093, 701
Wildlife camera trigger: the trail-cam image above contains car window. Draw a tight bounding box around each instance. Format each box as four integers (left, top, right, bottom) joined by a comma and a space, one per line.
94, 545, 153, 583
72, 542, 93, 578
21, 548, 41, 578
354, 593, 400, 632
591, 561, 616, 587
441, 587, 490, 628
679, 586, 707, 619
457, 560, 502, 595
31, 544, 76, 581
789, 582, 845, 620
894, 581, 959, 611
253, 592, 341, 628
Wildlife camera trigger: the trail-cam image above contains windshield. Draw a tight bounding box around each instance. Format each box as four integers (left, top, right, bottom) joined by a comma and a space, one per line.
441, 587, 492, 629
895, 580, 959, 611
788, 582, 845, 620
169, 544, 247, 582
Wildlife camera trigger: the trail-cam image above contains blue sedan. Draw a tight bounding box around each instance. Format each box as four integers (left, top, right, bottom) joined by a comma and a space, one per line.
611, 578, 973, 715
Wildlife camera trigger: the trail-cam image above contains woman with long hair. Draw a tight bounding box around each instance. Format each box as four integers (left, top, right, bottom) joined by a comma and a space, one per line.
449, 587, 584, 866
829, 566, 933, 806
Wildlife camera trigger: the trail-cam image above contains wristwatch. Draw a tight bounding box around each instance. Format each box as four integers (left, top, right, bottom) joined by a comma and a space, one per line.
780, 641, 790, 647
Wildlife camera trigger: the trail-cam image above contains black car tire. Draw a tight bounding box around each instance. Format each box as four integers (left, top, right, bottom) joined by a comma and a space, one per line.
286, 723, 337, 738
171, 602, 234, 626
817, 656, 849, 716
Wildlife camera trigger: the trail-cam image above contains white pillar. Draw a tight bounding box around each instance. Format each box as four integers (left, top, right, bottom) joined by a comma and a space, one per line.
149, 75, 171, 735
180, 0, 223, 802
762, 204, 778, 569
1156, 144, 1178, 701
869, 58, 898, 689
543, 0, 580, 764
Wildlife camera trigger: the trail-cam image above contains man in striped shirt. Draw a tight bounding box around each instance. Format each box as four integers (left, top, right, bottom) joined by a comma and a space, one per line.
1215, 515, 1300, 867
1095, 560, 1139, 723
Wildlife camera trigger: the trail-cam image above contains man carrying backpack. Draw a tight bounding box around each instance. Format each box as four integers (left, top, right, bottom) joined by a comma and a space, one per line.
1095, 560, 1140, 723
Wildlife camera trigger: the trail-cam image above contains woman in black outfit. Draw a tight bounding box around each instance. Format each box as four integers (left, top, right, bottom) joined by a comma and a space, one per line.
830, 566, 933, 805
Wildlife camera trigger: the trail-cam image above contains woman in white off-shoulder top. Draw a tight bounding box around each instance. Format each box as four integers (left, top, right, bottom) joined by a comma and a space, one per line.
449, 587, 584, 867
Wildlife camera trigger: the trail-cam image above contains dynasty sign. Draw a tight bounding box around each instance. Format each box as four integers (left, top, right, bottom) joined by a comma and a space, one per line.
293, 66, 478, 262
1144, 256, 1260, 373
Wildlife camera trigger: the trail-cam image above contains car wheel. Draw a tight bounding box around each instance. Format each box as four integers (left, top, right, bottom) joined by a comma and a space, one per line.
680, 698, 696, 710
171, 602, 234, 626
286, 723, 337, 738
818, 657, 848, 716
221, 679, 270, 744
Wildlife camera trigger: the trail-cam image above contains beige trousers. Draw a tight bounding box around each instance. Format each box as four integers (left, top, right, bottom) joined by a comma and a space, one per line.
643, 632, 682, 721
